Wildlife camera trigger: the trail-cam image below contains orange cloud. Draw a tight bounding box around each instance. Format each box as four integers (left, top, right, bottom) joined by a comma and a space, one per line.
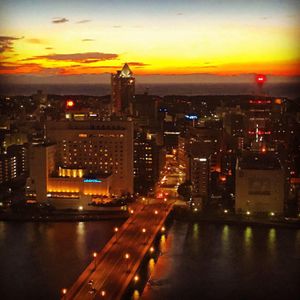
22, 52, 119, 63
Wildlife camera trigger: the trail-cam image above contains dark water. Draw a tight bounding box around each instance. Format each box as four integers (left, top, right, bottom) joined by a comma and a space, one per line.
0, 83, 299, 99
0, 221, 299, 300
0, 221, 123, 300
142, 222, 300, 300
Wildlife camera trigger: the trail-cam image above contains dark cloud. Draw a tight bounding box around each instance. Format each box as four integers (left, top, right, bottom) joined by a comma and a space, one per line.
199, 65, 218, 69
177, 12, 183, 15
76, 19, 91, 24
23, 52, 119, 63
52, 18, 69, 24
81, 59, 102, 63
113, 25, 122, 28
45, 47, 53, 50
128, 62, 149, 67
0, 36, 23, 53
82, 39, 95, 42
26, 38, 44, 44
0, 62, 63, 74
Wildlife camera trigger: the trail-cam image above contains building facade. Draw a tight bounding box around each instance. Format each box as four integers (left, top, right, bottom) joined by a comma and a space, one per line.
111, 63, 135, 116
235, 153, 284, 214
46, 120, 134, 195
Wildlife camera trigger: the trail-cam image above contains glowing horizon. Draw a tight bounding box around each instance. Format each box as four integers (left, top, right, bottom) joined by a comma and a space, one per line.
0, 0, 299, 83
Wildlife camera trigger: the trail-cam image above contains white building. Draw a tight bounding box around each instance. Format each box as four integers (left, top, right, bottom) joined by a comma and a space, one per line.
235, 153, 284, 214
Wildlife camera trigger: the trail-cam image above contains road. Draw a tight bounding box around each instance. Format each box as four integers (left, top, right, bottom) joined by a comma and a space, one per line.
156, 153, 186, 204
63, 200, 173, 300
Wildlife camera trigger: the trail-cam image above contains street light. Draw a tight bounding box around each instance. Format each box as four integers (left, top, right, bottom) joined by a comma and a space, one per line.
161, 226, 165, 233
149, 246, 154, 253
61, 288, 67, 299
124, 253, 130, 273
134, 275, 139, 283
93, 252, 97, 269
100, 290, 106, 297
142, 228, 147, 244
142, 197, 146, 210
114, 227, 119, 243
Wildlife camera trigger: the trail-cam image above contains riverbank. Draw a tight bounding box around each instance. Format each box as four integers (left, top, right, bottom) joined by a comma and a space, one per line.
0, 210, 129, 222
173, 206, 300, 229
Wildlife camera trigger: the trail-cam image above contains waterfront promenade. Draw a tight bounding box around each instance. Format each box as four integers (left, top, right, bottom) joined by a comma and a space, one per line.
63, 199, 173, 300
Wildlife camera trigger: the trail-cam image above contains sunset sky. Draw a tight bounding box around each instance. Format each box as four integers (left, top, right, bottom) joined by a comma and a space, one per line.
0, 0, 299, 84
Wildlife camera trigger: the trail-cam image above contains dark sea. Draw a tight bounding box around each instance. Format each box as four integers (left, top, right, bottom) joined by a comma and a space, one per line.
0, 83, 299, 99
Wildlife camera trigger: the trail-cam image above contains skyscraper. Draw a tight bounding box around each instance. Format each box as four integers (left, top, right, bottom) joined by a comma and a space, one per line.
111, 63, 135, 116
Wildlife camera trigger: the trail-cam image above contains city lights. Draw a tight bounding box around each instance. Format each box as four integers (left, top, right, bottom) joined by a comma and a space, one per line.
1, 1, 299, 299
100, 290, 106, 297
61, 288, 67, 295
66, 100, 75, 108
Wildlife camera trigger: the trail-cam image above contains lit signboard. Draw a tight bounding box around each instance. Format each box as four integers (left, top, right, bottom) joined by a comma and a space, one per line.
185, 114, 198, 120
83, 179, 102, 183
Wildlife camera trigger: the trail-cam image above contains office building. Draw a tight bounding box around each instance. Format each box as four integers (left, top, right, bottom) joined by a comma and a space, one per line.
235, 152, 284, 214
27, 120, 133, 208
111, 63, 135, 116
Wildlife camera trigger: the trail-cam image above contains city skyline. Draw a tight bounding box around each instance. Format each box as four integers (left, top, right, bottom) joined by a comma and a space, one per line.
0, 0, 300, 84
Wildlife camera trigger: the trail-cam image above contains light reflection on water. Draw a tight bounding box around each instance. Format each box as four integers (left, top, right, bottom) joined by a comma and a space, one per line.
148, 258, 155, 274
76, 222, 86, 258
192, 223, 199, 240
0, 220, 123, 300
268, 228, 277, 257
132, 289, 140, 300
159, 234, 166, 254
142, 222, 300, 300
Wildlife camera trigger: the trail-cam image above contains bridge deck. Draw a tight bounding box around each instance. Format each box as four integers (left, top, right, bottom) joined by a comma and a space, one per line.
63, 200, 173, 300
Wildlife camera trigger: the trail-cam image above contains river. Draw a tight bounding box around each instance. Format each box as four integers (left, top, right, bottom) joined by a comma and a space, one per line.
1, 221, 300, 300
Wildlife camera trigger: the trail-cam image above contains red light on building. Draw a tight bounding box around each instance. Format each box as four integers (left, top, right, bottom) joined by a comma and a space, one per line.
66, 100, 75, 108
249, 99, 271, 104
157, 192, 163, 199
248, 130, 271, 135
255, 74, 266, 87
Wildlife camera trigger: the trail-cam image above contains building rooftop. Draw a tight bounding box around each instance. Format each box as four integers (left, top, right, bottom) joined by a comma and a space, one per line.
120, 63, 133, 78
239, 153, 281, 170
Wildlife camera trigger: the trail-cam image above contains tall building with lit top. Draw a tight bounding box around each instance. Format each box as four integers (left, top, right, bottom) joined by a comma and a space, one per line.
111, 63, 135, 116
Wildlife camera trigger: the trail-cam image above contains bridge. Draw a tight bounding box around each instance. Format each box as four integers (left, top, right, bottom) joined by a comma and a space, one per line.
62, 199, 174, 300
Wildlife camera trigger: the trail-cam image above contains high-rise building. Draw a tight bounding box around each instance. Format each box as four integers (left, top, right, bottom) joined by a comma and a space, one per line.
111, 63, 135, 116
0, 144, 28, 185
235, 152, 284, 214
133, 130, 165, 193
26, 143, 56, 203
46, 120, 133, 195
27, 120, 134, 208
